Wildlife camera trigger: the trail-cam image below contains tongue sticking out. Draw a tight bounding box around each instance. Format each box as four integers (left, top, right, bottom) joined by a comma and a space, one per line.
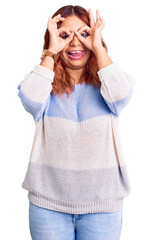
68, 51, 85, 57
70, 53, 82, 56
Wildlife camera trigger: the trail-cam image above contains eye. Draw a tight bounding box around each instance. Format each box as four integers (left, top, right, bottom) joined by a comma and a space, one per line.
60, 34, 69, 39
59, 32, 89, 39
81, 32, 89, 37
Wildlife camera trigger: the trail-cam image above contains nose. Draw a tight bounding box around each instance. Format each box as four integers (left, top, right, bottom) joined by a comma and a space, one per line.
69, 32, 81, 46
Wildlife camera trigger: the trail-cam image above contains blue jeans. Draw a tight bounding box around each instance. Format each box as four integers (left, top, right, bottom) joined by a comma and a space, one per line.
29, 201, 123, 240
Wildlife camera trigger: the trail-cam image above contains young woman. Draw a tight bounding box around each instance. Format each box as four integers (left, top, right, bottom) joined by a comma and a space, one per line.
17, 5, 135, 240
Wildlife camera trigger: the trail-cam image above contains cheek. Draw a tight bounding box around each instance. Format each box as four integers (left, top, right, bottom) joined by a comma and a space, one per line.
61, 49, 68, 57
59, 51, 69, 63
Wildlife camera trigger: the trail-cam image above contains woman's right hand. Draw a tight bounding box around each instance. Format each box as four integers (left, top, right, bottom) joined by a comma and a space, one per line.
47, 14, 74, 54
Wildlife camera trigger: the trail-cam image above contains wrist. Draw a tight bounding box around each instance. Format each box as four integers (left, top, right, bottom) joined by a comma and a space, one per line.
43, 55, 55, 62
48, 47, 58, 54
41, 49, 59, 62
93, 45, 106, 56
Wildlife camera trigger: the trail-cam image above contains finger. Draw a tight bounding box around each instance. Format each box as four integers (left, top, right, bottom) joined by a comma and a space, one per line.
52, 16, 65, 23
53, 14, 61, 19
77, 25, 91, 34
49, 14, 60, 21
95, 10, 104, 28
99, 16, 105, 28
47, 17, 65, 35
74, 31, 85, 44
96, 9, 100, 22
58, 27, 70, 35
88, 8, 95, 28
100, 16, 105, 23
65, 32, 74, 44
48, 15, 65, 24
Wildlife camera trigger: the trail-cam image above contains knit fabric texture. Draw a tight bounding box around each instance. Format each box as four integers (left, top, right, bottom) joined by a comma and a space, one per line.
17, 62, 135, 214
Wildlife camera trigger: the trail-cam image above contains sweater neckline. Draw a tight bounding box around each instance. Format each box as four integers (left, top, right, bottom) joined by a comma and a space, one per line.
73, 81, 86, 87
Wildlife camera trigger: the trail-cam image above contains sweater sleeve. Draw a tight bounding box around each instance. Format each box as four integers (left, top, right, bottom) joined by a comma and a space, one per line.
17, 64, 54, 121
97, 62, 135, 117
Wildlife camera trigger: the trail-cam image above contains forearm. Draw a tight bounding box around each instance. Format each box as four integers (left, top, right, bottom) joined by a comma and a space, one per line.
40, 55, 54, 71
94, 46, 113, 70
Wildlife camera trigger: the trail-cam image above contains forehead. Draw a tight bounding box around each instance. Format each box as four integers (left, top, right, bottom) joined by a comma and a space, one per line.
60, 15, 87, 31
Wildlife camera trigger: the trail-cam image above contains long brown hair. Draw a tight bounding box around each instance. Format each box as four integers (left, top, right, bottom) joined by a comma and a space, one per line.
42, 5, 108, 98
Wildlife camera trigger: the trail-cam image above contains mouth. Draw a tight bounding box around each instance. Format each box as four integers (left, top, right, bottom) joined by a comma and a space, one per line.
66, 50, 86, 59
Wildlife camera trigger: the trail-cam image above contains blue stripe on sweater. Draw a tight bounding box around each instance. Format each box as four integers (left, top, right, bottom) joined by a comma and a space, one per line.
46, 84, 111, 122
103, 87, 133, 118
18, 84, 49, 121
17, 82, 133, 122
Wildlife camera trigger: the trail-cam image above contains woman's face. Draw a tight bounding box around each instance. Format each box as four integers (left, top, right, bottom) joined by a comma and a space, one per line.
59, 15, 91, 69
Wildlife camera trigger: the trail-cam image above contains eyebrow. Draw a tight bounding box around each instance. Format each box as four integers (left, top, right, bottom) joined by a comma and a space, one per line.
69, 25, 85, 33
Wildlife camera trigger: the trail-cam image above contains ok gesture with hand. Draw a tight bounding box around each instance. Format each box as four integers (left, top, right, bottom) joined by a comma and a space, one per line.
74, 8, 105, 54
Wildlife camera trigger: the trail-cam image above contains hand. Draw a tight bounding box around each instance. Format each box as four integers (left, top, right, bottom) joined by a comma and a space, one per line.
74, 8, 105, 54
47, 14, 74, 54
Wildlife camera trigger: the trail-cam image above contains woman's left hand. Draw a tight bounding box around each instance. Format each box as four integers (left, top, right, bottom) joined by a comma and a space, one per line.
74, 8, 105, 54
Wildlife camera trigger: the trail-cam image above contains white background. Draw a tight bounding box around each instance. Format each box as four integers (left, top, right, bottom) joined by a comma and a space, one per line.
0, 0, 152, 239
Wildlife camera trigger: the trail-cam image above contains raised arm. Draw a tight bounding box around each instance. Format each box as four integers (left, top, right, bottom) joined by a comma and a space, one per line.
95, 46, 135, 117
17, 13, 75, 122
17, 64, 54, 122
75, 8, 135, 117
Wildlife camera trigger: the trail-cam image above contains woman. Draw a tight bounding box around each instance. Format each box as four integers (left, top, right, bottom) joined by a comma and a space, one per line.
17, 5, 135, 240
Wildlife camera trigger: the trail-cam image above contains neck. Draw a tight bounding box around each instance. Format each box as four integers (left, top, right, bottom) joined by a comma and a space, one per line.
66, 67, 84, 85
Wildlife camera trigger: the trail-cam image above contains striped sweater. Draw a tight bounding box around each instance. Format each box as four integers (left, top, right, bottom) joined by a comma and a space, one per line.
17, 62, 135, 214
